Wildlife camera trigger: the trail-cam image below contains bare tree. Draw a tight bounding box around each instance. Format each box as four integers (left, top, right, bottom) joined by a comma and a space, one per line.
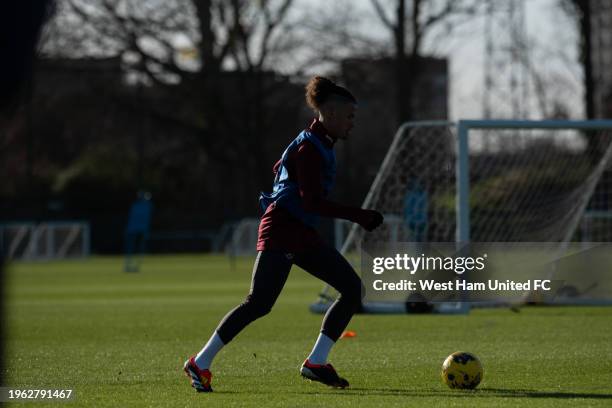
286, 1, 385, 76
43, 0, 294, 77
559, 0, 595, 120
41, 0, 299, 187
370, 0, 481, 123
34, 0, 305, 221
557, 0, 608, 169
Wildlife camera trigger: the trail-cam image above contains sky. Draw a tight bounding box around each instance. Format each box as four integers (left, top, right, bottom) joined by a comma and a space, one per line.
444, 0, 581, 120
292, 0, 582, 121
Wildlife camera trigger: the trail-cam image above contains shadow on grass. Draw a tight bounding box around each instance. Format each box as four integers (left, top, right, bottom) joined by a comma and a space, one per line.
333, 387, 612, 400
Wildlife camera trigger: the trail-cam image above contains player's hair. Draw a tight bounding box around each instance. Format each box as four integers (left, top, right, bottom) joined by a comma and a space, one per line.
305, 76, 356, 111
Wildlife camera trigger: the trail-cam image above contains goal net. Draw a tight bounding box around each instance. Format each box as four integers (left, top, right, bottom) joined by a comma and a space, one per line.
313, 120, 612, 313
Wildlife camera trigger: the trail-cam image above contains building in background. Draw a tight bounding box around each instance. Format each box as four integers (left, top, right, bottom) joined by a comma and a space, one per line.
337, 56, 448, 208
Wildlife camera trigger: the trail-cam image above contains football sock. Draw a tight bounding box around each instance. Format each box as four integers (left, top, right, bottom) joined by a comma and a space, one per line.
194, 331, 225, 370
306, 333, 335, 365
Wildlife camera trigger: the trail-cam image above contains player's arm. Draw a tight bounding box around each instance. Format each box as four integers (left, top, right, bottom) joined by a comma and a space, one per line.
296, 143, 383, 231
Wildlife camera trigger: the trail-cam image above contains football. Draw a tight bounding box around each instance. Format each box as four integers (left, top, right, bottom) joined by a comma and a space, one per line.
441, 351, 483, 389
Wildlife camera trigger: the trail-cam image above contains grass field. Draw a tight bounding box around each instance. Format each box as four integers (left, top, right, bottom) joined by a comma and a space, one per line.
4, 255, 612, 407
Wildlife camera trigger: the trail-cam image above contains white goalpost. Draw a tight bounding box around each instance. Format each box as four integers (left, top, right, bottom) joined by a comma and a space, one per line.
312, 119, 612, 314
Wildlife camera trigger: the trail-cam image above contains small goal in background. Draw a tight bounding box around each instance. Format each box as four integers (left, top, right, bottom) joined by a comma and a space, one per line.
0, 221, 91, 260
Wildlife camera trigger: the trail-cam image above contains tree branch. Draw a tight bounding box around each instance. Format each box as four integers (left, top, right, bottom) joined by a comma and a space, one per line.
370, 0, 393, 29
256, 0, 294, 69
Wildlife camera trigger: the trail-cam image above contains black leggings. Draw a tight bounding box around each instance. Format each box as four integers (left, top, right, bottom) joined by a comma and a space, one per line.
216, 247, 363, 344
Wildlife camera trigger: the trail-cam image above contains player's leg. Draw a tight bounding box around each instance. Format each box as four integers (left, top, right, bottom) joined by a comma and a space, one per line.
213, 250, 293, 345
295, 246, 362, 352
293, 246, 362, 387
124, 232, 137, 272
184, 250, 293, 392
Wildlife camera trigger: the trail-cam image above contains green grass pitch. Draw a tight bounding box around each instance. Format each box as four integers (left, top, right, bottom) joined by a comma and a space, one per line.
4, 255, 612, 407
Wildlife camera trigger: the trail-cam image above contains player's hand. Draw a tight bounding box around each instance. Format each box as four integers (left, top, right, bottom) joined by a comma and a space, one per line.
357, 209, 384, 232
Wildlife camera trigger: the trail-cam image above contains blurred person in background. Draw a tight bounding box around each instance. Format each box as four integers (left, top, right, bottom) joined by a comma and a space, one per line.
124, 191, 153, 272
